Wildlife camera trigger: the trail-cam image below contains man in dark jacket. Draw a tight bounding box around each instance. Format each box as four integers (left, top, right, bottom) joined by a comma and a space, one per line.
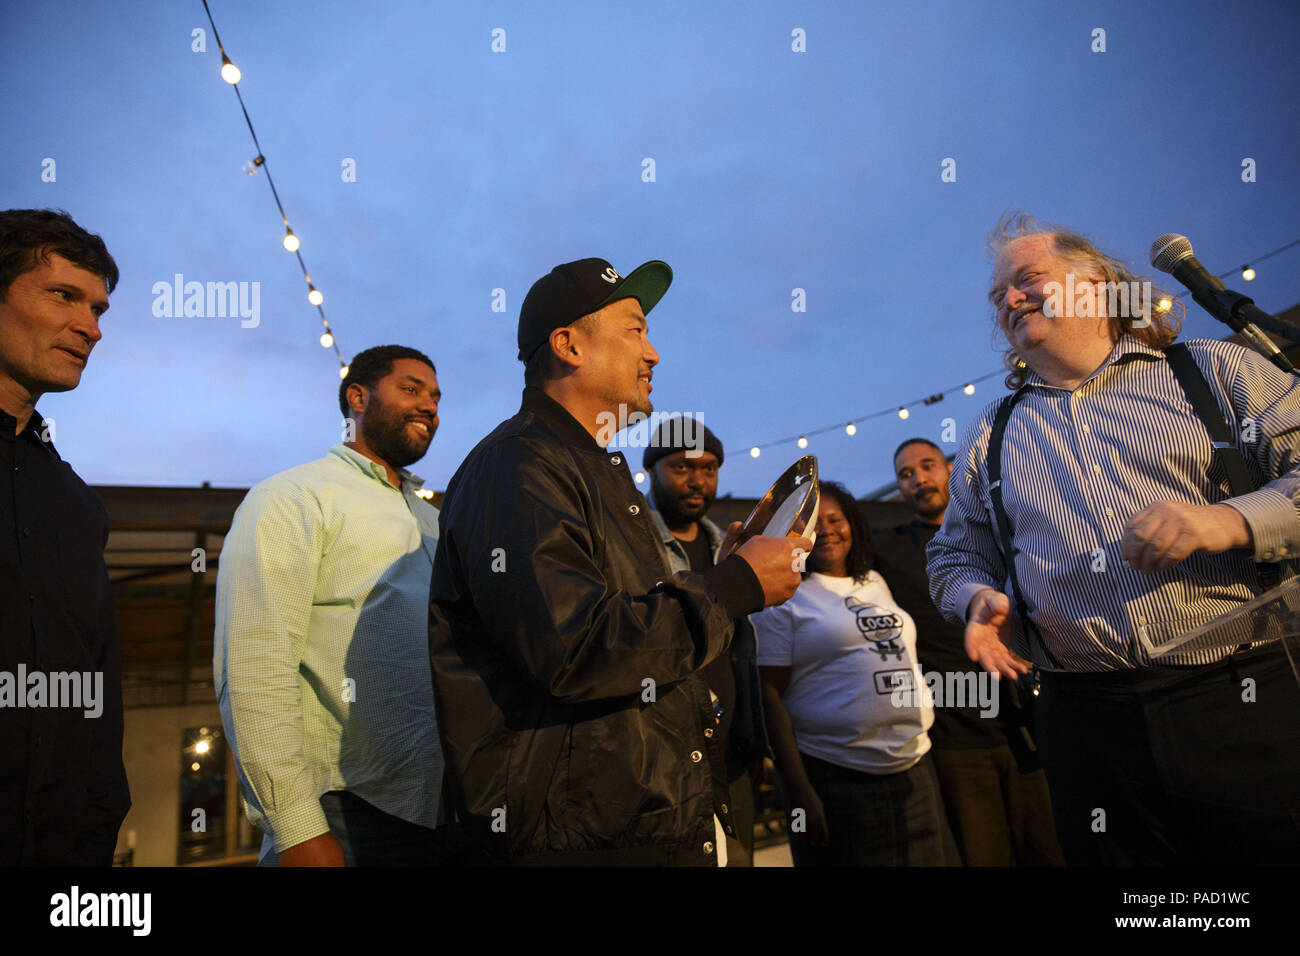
429, 257, 806, 865
0, 209, 130, 865
643, 418, 770, 866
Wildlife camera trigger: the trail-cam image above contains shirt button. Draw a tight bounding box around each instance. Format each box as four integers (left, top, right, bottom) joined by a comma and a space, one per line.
610, 455, 622, 465
703, 841, 715, 855
720, 803, 729, 814
1082, 424, 1090, 433
628, 504, 640, 515
22, 527, 31, 537
690, 750, 703, 763
1105, 508, 1114, 517
703, 727, 714, 738
1092, 464, 1102, 474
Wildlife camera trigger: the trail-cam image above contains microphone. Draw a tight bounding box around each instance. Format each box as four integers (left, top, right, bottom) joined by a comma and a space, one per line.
1149, 233, 1228, 316
1149, 233, 1294, 373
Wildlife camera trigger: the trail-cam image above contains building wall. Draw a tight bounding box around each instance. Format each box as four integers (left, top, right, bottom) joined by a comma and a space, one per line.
118, 702, 224, 867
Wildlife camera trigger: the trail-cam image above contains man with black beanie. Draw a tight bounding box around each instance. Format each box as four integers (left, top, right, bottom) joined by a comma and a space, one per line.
643, 417, 770, 866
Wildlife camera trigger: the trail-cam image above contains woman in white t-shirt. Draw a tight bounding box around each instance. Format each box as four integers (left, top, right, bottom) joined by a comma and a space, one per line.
755, 480, 958, 866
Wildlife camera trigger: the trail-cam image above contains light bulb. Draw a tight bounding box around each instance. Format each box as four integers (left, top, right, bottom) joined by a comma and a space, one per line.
308, 285, 323, 306
797, 436, 808, 449
320, 331, 334, 348
220, 54, 241, 84
898, 407, 910, 420
283, 229, 299, 252
750, 446, 761, 458
339, 365, 349, 379
634, 471, 645, 484
1242, 267, 1256, 281
963, 383, 975, 395
845, 423, 856, 436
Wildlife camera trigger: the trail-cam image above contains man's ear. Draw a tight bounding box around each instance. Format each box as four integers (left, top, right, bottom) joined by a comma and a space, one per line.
550, 326, 583, 372
346, 382, 368, 416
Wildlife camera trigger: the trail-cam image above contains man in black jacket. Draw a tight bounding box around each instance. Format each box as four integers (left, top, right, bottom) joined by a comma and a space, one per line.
429, 257, 806, 865
0, 209, 130, 865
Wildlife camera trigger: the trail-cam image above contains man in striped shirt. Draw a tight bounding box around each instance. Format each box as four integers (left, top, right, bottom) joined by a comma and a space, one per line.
927, 213, 1300, 865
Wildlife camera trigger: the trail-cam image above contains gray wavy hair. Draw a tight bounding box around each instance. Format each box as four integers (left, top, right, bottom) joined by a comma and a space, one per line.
987, 211, 1185, 389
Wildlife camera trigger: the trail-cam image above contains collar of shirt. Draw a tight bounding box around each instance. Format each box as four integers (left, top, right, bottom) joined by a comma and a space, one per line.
646, 499, 724, 558
328, 443, 427, 493
1021, 335, 1165, 392
0, 405, 60, 458
520, 386, 609, 458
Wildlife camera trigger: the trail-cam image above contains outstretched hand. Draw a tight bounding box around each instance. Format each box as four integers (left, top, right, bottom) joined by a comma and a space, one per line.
964, 588, 1031, 681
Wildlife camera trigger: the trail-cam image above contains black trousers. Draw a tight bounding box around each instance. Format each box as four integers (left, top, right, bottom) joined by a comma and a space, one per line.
930, 745, 1064, 866
787, 752, 960, 867
1034, 641, 1300, 866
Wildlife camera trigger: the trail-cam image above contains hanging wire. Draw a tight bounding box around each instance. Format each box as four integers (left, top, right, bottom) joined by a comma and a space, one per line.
731, 237, 1300, 456
201, 0, 347, 374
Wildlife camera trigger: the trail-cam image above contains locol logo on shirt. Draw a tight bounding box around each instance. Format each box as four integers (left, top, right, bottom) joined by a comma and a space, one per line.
844, 597, 904, 661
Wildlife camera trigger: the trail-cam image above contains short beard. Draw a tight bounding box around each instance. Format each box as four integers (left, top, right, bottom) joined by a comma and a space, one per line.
650, 473, 711, 527
362, 395, 430, 470
624, 389, 652, 418
910, 492, 947, 523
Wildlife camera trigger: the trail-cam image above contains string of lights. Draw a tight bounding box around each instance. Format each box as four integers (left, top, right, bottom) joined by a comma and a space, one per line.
200, 0, 349, 377
194, 9, 1300, 409
728, 237, 1300, 460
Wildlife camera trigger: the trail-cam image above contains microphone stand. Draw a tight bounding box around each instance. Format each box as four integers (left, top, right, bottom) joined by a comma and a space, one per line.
1191, 285, 1298, 373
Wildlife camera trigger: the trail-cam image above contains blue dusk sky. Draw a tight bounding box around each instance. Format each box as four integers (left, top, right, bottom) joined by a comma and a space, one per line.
2, 0, 1298, 498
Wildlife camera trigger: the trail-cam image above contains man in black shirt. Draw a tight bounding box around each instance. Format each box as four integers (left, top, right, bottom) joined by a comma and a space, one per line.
643, 417, 769, 866
0, 209, 130, 865
875, 437, 1061, 866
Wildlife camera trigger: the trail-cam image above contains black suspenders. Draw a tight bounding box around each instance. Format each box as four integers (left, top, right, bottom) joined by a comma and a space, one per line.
986, 343, 1279, 668
1164, 343, 1280, 590
987, 389, 1062, 669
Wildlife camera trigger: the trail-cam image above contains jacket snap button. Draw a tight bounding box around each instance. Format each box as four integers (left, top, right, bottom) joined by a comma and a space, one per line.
628, 504, 640, 515
703, 728, 714, 738
690, 750, 702, 762
720, 803, 729, 814
611, 455, 621, 465
703, 841, 714, 855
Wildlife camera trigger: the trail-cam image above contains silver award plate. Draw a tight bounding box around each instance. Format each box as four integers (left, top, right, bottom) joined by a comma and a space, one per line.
738, 455, 820, 546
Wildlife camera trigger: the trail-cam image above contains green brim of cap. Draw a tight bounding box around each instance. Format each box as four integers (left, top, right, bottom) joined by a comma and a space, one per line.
597, 260, 673, 315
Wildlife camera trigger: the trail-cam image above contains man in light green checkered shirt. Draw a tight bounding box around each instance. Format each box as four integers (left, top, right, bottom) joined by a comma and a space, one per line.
215, 345, 445, 866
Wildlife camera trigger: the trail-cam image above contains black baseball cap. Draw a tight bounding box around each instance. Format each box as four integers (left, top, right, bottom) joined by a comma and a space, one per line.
517, 257, 673, 362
